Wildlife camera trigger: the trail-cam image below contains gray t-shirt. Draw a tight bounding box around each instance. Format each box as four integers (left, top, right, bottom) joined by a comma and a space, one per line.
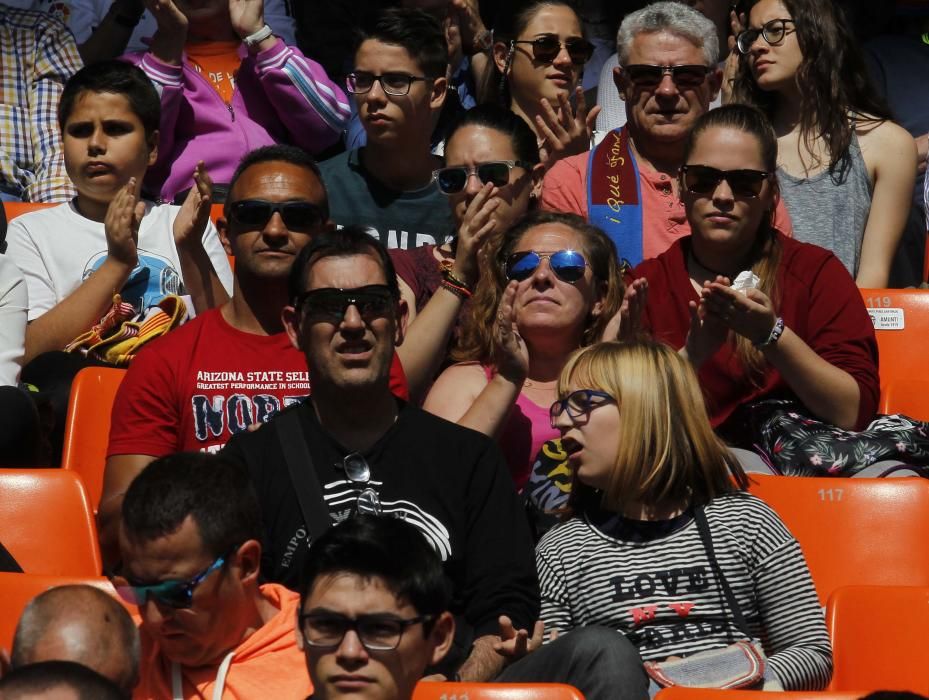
319, 148, 454, 250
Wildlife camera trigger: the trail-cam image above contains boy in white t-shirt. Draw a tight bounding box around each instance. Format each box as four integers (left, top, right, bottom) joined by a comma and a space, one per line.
6, 60, 233, 364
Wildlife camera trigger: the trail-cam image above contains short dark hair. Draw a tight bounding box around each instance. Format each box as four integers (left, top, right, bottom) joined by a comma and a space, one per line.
225, 144, 329, 220
287, 226, 401, 304
121, 452, 262, 559
357, 8, 449, 79
299, 515, 451, 619
0, 660, 126, 700
445, 104, 541, 167
58, 60, 160, 140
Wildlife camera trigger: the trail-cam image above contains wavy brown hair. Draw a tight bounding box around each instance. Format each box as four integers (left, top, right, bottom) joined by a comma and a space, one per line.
452, 211, 624, 365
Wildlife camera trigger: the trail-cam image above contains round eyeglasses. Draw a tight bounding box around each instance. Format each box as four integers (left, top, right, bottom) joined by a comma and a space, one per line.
550, 389, 615, 427
736, 18, 796, 55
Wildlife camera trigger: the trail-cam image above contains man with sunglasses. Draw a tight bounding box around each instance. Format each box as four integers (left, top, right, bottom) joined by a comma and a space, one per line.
318, 8, 455, 251
541, 1, 790, 267
298, 514, 456, 700
101, 145, 409, 569
116, 452, 313, 699
222, 226, 539, 683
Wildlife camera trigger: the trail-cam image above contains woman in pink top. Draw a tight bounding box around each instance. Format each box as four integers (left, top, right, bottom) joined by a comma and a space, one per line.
424, 211, 624, 489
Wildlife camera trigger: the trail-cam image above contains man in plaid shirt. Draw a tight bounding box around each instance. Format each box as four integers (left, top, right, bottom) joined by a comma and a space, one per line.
0, 5, 82, 203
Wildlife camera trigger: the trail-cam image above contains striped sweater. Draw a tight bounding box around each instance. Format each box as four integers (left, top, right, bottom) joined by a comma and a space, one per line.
536, 491, 832, 690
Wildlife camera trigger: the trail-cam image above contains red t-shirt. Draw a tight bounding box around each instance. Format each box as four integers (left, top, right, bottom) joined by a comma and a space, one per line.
108, 307, 408, 457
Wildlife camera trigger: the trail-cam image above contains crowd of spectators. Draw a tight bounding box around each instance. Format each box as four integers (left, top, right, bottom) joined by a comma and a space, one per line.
1, 0, 928, 698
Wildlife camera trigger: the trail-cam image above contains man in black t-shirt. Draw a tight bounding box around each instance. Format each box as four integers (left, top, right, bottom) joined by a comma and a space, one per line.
222, 226, 539, 682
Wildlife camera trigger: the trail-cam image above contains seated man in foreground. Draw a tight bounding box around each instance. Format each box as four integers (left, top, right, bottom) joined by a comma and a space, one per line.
113, 451, 311, 699
298, 515, 455, 700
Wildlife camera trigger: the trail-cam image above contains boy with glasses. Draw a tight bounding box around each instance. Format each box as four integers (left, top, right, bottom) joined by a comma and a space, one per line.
318, 8, 454, 250
115, 451, 312, 699
298, 515, 456, 700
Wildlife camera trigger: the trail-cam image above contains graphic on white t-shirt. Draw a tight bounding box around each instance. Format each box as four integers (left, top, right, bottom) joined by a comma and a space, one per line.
83, 248, 182, 312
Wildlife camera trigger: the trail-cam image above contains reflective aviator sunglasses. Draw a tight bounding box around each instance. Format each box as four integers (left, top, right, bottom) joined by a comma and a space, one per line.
512, 34, 595, 66
504, 249, 588, 283
433, 160, 533, 195
681, 165, 771, 198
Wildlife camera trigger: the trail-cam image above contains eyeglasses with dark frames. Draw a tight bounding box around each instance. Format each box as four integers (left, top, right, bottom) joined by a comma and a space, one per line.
736, 18, 797, 55
111, 553, 229, 609
511, 34, 594, 66
550, 389, 615, 427
299, 612, 435, 651
294, 285, 396, 325
622, 64, 711, 89
680, 165, 771, 199
433, 160, 533, 195
346, 71, 432, 96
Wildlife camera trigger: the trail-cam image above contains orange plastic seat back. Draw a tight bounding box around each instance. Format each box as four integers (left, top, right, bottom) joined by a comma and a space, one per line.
61, 367, 127, 510
860, 288, 929, 396
2, 201, 55, 220
826, 585, 929, 693
0, 573, 130, 653
0, 469, 101, 577
880, 378, 929, 421
413, 683, 585, 700
657, 689, 861, 700
748, 474, 929, 604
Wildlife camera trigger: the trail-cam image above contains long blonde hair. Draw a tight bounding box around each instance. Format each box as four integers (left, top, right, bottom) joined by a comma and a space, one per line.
560, 340, 748, 516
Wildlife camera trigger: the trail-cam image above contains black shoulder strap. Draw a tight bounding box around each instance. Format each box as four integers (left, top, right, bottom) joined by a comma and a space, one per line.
275, 408, 332, 543
0, 539, 23, 573
694, 505, 750, 639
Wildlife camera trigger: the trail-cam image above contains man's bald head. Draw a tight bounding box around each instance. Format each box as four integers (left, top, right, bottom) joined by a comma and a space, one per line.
11, 586, 139, 694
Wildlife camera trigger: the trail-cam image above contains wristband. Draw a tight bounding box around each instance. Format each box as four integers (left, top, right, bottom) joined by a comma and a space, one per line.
442, 269, 474, 295
243, 24, 273, 48
754, 316, 784, 349
440, 279, 471, 299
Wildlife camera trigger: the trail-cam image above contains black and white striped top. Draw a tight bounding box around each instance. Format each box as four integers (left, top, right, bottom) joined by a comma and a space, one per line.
536, 491, 832, 690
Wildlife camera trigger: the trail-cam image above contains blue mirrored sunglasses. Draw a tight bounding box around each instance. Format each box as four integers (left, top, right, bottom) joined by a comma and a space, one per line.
504, 250, 588, 283
112, 555, 227, 609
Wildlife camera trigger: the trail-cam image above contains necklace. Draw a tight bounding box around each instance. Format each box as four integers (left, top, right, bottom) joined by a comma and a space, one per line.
523, 378, 558, 390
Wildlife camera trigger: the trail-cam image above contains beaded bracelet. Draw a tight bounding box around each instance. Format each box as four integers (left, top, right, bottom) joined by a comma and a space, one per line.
754, 316, 785, 349
442, 269, 474, 296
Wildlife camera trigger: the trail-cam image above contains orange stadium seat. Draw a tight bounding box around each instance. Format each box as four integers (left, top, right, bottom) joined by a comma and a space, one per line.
1, 201, 55, 220
747, 474, 929, 604
0, 469, 101, 577
413, 683, 585, 700
0, 572, 129, 653
61, 366, 127, 511
656, 689, 861, 700
860, 288, 929, 418
826, 585, 929, 693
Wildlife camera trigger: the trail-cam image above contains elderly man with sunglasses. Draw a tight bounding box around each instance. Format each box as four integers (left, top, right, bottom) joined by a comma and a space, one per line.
540, 1, 791, 267
114, 451, 313, 699
99, 144, 409, 570
221, 226, 539, 684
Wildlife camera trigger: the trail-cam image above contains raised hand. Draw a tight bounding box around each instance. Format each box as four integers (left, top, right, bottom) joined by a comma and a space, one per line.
601, 277, 648, 342
450, 0, 488, 54
105, 178, 144, 269
451, 182, 500, 287
701, 280, 777, 346
722, 8, 747, 104
492, 615, 552, 660
536, 87, 601, 167
683, 276, 729, 367
229, 0, 266, 39
494, 281, 529, 383
144, 0, 187, 64
173, 161, 213, 248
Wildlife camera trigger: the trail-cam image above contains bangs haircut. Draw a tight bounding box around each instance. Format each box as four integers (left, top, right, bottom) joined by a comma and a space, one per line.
357, 7, 449, 79
58, 60, 160, 140
560, 341, 748, 517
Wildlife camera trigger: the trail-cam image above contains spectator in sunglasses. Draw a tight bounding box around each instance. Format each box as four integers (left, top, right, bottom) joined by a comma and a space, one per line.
482, 1, 599, 167
389, 104, 545, 399
99, 145, 410, 569
541, 1, 792, 268
424, 211, 623, 491
319, 8, 454, 252
222, 226, 539, 683
298, 515, 455, 700
730, 0, 916, 288
116, 452, 313, 699
631, 104, 879, 467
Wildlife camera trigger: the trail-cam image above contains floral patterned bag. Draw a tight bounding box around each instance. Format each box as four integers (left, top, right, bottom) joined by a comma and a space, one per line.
747, 400, 929, 477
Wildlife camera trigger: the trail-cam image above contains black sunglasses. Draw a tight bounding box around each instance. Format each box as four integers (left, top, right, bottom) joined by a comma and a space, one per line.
681, 165, 771, 198
295, 285, 396, 323
433, 160, 533, 195
512, 34, 594, 66
229, 199, 325, 230
504, 249, 588, 283
736, 18, 796, 55
623, 64, 711, 88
